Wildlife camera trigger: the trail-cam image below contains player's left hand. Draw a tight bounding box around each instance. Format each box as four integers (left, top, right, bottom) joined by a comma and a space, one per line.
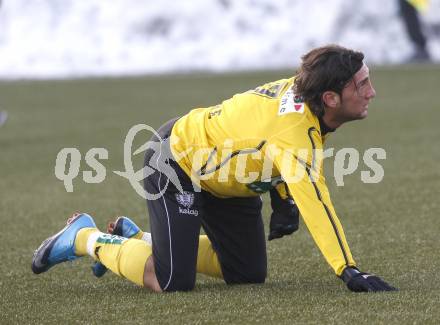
341, 267, 398, 292
268, 188, 300, 241
268, 211, 299, 240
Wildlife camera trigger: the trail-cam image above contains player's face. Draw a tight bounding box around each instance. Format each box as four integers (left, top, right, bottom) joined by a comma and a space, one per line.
339, 63, 376, 121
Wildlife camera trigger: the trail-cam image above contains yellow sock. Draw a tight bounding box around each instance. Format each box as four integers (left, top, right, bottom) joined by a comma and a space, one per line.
77, 227, 222, 283
132, 231, 144, 240
74, 228, 99, 257
197, 235, 223, 278
95, 236, 151, 287
135, 231, 222, 279
75, 229, 151, 287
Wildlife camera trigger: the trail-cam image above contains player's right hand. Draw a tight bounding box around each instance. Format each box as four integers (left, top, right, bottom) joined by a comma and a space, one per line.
340, 267, 397, 292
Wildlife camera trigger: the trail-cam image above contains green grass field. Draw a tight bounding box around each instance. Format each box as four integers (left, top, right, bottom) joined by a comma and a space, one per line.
1, 65, 439, 324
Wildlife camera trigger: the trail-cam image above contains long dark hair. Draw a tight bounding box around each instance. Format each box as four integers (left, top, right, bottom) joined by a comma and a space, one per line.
293, 45, 364, 117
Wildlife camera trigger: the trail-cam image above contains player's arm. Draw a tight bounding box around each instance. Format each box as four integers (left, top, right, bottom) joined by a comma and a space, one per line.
279, 156, 356, 275
282, 160, 395, 291
271, 138, 396, 292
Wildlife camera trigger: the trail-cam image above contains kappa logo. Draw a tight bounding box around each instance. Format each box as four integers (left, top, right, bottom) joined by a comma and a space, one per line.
175, 191, 199, 216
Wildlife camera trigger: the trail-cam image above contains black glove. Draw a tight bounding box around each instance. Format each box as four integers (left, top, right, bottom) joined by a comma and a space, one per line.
268, 188, 299, 241
340, 267, 398, 292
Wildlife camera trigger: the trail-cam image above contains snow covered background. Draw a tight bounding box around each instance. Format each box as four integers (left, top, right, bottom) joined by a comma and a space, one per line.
0, 0, 439, 79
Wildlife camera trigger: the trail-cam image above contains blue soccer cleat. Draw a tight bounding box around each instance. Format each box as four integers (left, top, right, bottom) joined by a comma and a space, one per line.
92, 216, 142, 277
32, 213, 96, 274
112, 216, 142, 239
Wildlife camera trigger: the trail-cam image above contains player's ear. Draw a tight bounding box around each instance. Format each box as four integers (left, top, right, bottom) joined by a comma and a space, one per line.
322, 91, 340, 108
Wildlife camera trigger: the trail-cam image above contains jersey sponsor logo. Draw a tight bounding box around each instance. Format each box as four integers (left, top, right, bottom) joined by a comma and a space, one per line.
175, 191, 199, 216
278, 88, 304, 115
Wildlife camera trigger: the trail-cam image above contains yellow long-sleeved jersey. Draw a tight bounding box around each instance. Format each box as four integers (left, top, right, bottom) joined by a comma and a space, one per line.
169, 77, 356, 276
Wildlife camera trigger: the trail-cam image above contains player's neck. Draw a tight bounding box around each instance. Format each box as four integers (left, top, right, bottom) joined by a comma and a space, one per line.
318, 116, 336, 135
321, 113, 343, 130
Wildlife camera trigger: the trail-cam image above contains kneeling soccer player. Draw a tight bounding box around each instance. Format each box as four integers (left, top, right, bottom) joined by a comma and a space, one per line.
32, 44, 397, 293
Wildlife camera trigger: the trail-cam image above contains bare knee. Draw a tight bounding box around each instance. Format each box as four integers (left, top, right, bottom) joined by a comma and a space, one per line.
143, 256, 162, 293
142, 256, 196, 292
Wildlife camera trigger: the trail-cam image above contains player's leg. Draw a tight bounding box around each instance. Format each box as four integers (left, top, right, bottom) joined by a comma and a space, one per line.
145, 185, 202, 291
142, 117, 202, 291
83, 117, 204, 292
195, 234, 223, 278
91, 216, 152, 278
201, 193, 267, 284
74, 213, 157, 289
96, 217, 223, 279
82, 229, 155, 288
31, 212, 154, 289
